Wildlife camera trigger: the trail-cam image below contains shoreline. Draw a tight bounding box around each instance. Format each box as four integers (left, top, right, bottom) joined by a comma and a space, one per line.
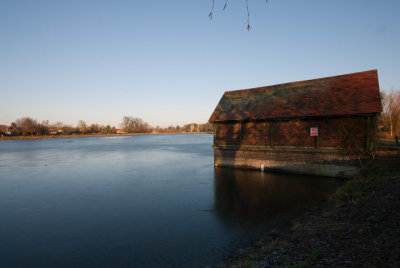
0, 132, 212, 141
218, 164, 400, 267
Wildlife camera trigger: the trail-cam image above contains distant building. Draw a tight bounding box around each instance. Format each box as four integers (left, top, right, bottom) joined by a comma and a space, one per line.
49, 129, 63, 135
116, 129, 127, 134
209, 70, 382, 177
189, 124, 199, 133
0, 125, 20, 136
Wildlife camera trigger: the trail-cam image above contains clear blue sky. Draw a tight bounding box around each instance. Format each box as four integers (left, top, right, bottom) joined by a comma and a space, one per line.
1, 0, 399, 127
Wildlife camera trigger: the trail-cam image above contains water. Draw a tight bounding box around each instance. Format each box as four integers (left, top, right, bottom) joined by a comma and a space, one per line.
0, 134, 342, 267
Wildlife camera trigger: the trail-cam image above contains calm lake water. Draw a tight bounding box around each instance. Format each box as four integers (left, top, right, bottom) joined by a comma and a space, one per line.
0, 134, 342, 267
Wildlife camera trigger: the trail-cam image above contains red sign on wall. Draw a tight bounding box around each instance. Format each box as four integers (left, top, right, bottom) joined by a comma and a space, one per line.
310, 127, 318, 137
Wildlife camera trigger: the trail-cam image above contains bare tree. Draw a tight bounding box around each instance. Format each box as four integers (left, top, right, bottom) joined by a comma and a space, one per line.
121, 116, 131, 132
42, 120, 50, 127
380, 90, 400, 138
77, 120, 88, 134
14, 117, 49, 136
54, 121, 63, 130
61, 125, 76, 135
15, 117, 38, 136
37, 123, 49, 136
120, 116, 151, 133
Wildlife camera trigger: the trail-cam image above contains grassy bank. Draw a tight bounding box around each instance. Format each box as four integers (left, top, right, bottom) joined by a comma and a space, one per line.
220, 166, 400, 267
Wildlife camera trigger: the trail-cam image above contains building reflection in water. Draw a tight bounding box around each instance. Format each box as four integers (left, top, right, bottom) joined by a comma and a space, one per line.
214, 167, 343, 224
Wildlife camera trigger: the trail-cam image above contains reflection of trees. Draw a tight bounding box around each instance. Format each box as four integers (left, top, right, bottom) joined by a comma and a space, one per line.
214, 168, 340, 223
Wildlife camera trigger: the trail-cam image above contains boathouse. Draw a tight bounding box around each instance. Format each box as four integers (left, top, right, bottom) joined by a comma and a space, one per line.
209, 70, 382, 177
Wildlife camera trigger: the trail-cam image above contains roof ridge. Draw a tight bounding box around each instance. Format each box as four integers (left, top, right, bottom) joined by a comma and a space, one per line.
224, 69, 378, 95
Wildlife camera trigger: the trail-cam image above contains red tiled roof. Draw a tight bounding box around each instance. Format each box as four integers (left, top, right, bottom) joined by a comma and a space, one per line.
209, 70, 382, 122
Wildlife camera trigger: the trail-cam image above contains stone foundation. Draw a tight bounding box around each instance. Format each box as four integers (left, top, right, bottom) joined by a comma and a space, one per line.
213, 145, 366, 178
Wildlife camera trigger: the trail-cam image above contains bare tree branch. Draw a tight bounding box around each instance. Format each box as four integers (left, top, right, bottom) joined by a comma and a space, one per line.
223, 0, 229, 10
209, 0, 215, 20
209, 0, 269, 30
246, 0, 251, 31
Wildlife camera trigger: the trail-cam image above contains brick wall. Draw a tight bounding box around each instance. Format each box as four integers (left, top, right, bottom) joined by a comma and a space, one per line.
215, 116, 368, 149
215, 122, 241, 145
273, 121, 315, 147
242, 122, 270, 146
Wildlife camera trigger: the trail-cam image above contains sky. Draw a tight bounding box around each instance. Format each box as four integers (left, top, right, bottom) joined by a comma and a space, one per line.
1, 0, 399, 128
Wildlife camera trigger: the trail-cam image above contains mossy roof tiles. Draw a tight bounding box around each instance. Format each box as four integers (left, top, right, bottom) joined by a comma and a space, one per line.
209, 70, 382, 122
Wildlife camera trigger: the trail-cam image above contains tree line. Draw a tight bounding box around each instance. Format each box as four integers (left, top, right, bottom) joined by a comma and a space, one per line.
1, 116, 212, 137
6, 118, 118, 136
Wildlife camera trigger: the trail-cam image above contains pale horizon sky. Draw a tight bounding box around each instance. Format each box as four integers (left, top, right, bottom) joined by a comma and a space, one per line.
1, 0, 399, 128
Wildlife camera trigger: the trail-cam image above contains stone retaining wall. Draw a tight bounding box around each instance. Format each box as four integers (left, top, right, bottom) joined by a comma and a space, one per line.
213, 145, 365, 178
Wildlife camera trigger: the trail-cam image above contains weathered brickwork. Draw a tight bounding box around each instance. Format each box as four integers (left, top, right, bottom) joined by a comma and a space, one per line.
215, 123, 241, 145
215, 117, 368, 149
213, 147, 363, 177
272, 121, 315, 147
242, 122, 270, 146
214, 148, 359, 165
